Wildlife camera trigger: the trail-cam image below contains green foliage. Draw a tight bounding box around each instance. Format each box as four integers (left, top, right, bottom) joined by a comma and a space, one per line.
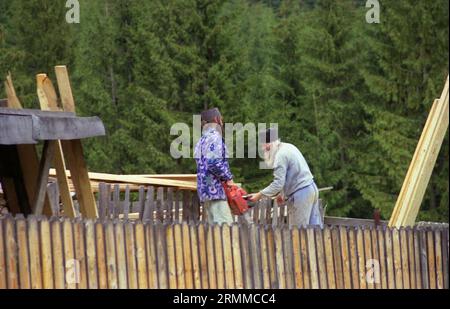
0, 0, 448, 222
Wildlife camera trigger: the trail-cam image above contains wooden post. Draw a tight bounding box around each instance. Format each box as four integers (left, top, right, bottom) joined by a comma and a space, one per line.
32, 141, 55, 215
36, 73, 76, 217
54, 65, 98, 219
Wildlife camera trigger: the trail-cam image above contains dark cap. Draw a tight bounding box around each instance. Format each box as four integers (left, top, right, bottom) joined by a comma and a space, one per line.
200, 107, 222, 123
259, 127, 279, 144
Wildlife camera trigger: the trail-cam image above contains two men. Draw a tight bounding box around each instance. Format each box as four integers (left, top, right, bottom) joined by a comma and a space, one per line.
194, 108, 321, 227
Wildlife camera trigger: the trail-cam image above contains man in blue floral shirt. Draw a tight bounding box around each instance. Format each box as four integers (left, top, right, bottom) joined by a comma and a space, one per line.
194, 107, 235, 225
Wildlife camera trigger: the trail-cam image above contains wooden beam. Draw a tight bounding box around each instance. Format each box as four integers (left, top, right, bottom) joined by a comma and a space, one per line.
4, 74, 52, 216
55, 66, 76, 113
390, 76, 449, 227
55, 66, 98, 219
4, 72, 21, 109
47, 169, 197, 190
32, 141, 55, 215
37, 73, 76, 218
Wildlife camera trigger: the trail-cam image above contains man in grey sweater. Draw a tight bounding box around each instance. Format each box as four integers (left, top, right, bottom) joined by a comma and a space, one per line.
248, 128, 322, 227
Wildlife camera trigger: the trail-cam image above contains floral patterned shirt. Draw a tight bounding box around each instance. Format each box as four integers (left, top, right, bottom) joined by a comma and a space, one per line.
194, 126, 233, 202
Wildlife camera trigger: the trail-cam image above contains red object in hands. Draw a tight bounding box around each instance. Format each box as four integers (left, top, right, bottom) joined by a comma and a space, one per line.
222, 182, 249, 216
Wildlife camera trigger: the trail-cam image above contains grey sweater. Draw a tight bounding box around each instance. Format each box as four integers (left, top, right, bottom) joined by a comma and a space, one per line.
260, 143, 314, 198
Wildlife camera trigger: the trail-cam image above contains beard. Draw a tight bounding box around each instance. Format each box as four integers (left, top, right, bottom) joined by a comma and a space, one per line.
263, 140, 281, 169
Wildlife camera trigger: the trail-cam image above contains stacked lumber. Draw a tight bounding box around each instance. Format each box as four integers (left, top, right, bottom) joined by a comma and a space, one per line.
389, 76, 449, 228
48, 169, 197, 192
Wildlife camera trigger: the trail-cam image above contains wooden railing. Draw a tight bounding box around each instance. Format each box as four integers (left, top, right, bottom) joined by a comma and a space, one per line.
0, 214, 447, 289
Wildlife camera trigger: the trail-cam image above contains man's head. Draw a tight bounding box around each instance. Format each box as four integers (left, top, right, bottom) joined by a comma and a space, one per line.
259, 127, 281, 168
201, 107, 224, 132
259, 127, 279, 151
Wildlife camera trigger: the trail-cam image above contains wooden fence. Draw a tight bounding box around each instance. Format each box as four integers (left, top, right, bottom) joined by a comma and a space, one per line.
0, 214, 448, 289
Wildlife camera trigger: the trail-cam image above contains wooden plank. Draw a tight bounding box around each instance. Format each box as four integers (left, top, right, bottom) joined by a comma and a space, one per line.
275, 228, 286, 289
156, 187, 164, 223
249, 224, 262, 288
135, 222, 148, 289
173, 223, 185, 289
213, 224, 225, 289
331, 227, 343, 289
145, 224, 158, 289
114, 220, 128, 288
143, 186, 155, 222
348, 227, 359, 289
356, 228, 367, 289
260, 225, 270, 289
39, 217, 54, 289
266, 226, 277, 289
427, 230, 436, 289
384, 228, 395, 289
222, 224, 235, 289
363, 228, 375, 289
442, 229, 449, 289
231, 225, 243, 289
74, 219, 88, 289
392, 77, 449, 227
190, 224, 202, 289
392, 229, 403, 288
32, 140, 55, 215
0, 218, 7, 289
155, 223, 168, 288
123, 186, 131, 220
95, 221, 108, 289
314, 227, 327, 288
16, 216, 31, 289
137, 186, 145, 219
112, 185, 120, 219
124, 222, 138, 289
85, 220, 98, 289
104, 220, 118, 288
166, 224, 177, 289
63, 219, 76, 289
182, 222, 194, 288
400, 228, 410, 288
377, 227, 388, 289
54, 66, 75, 112
323, 227, 336, 289
206, 225, 217, 289
419, 229, 429, 289
413, 228, 422, 289
371, 227, 381, 289
339, 226, 352, 289
282, 227, 295, 288
291, 228, 303, 289
61, 139, 98, 218
4, 216, 19, 288
434, 230, 444, 289
4, 72, 22, 108
36, 73, 75, 218
50, 218, 65, 288
299, 228, 310, 289
27, 216, 42, 288
198, 224, 209, 289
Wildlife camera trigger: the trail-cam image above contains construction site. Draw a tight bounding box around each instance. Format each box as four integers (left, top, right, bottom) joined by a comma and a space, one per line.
0, 0, 449, 292
0, 67, 448, 289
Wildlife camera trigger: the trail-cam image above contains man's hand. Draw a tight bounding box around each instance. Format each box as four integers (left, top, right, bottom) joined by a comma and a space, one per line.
248, 192, 263, 202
